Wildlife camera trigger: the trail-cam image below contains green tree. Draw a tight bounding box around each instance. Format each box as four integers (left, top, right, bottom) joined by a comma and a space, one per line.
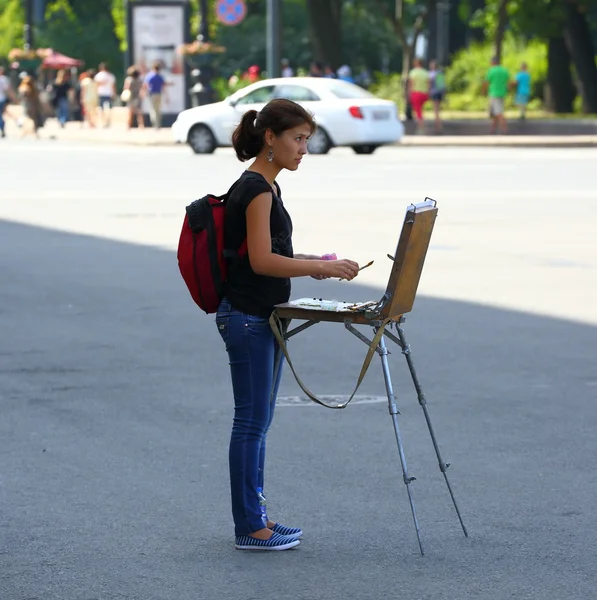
372, 0, 433, 76
342, 0, 404, 72
370, 0, 433, 113
305, 0, 343, 68
563, 0, 597, 113
36, 0, 123, 78
0, 0, 24, 59
467, 0, 510, 61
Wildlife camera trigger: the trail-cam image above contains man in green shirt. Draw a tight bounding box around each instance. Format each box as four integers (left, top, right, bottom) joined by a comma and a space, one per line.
482, 56, 511, 134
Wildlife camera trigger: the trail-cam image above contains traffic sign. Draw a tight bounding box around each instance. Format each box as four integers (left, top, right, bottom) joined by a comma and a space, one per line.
216, 0, 247, 26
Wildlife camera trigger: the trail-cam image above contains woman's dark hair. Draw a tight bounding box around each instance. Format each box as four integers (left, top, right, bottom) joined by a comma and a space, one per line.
232, 98, 316, 162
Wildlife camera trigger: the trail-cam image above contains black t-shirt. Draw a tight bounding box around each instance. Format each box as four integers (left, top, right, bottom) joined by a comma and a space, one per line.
224, 170, 293, 317
53, 82, 71, 101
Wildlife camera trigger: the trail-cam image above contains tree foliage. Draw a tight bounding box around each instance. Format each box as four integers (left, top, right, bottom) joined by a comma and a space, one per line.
0, 0, 24, 59
1, 0, 595, 111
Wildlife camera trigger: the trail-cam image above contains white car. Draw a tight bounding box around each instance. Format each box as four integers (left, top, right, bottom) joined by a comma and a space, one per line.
172, 77, 403, 155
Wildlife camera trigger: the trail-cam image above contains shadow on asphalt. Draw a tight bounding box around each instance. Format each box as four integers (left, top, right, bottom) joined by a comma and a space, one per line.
1, 220, 595, 600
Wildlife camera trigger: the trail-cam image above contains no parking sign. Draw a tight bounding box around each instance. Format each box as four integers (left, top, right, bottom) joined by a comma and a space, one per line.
216, 0, 247, 26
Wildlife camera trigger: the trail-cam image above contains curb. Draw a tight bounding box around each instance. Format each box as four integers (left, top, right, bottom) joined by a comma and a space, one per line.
398, 136, 597, 148
6, 124, 597, 149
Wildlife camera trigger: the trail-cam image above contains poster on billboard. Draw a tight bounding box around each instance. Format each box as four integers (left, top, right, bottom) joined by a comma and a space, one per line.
129, 1, 189, 120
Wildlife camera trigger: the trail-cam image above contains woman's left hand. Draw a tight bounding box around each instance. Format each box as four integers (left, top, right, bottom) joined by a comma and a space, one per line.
295, 253, 332, 280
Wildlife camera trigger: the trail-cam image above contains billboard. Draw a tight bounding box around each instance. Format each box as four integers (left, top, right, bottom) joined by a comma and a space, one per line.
128, 1, 190, 121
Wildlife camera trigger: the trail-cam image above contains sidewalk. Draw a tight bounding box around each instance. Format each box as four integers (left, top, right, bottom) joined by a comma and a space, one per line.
3, 116, 176, 146
3, 112, 597, 148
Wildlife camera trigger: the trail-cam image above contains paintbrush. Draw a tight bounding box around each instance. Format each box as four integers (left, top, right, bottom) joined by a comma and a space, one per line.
339, 260, 374, 281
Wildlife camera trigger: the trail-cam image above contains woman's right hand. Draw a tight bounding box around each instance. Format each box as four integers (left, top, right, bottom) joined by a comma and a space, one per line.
318, 259, 360, 281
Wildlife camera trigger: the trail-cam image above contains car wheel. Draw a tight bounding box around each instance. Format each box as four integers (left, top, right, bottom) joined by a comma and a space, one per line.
352, 145, 379, 155
188, 124, 217, 154
308, 128, 332, 155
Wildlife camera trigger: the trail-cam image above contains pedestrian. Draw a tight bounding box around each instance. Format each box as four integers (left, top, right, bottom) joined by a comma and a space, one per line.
244, 64, 261, 83
122, 66, 145, 130
218, 98, 360, 550
407, 58, 430, 133
0, 65, 13, 138
80, 69, 99, 128
142, 62, 168, 129
309, 61, 323, 77
324, 65, 337, 79
17, 76, 42, 138
483, 56, 510, 134
428, 60, 447, 133
50, 69, 72, 128
281, 58, 294, 78
337, 65, 354, 83
514, 62, 531, 121
94, 62, 116, 128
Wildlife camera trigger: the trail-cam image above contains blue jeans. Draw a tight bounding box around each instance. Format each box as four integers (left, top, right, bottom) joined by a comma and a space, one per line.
0, 99, 6, 133
99, 95, 112, 110
216, 298, 284, 536
56, 97, 69, 125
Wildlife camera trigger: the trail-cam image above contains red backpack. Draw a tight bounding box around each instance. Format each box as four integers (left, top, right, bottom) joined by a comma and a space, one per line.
177, 186, 246, 313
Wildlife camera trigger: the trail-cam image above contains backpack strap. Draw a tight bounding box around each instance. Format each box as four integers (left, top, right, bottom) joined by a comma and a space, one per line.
223, 240, 247, 260
222, 178, 248, 261
269, 311, 391, 409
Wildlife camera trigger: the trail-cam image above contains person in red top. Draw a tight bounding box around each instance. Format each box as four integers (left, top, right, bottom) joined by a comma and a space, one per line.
244, 65, 261, 83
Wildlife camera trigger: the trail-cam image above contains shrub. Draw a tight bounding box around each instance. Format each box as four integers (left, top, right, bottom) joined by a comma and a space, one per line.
367, 36, 548, 113
212, 73, 256, 101
369, 72, 403, 105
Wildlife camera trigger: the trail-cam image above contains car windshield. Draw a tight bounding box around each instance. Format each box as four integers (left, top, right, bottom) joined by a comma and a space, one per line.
328, 81, 377, 99
232, 85, 275, 105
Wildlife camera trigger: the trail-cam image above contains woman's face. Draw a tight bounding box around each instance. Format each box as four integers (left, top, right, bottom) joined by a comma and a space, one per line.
268, 123, 312, 171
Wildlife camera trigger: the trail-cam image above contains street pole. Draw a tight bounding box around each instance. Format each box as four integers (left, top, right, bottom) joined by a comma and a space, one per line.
199, 0, 209, 41
266, 0, 281, 78
124, 0, 130, 74
23, 0, 33, 51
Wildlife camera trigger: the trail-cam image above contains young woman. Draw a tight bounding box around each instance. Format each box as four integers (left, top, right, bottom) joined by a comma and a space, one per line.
217, 99, 360, 551
51, 69, 72, 128
17, 76, 43, 139
122, 66, 145, 130
79, 69, 99, 129
407, 58, 430, 133
428, 60, 446, 134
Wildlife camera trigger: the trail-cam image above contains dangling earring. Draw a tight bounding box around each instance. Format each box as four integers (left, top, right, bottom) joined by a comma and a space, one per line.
267, 148, 274, 162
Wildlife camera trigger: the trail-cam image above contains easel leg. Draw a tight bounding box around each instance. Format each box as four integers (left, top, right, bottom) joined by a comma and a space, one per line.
396, 325, 469, 538
378, 333, 425, 556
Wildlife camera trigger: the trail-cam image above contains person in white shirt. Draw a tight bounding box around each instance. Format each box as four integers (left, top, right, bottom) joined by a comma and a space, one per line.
94, 62, 116, 127
0, 66, 12, 138
281, 58, 293, 78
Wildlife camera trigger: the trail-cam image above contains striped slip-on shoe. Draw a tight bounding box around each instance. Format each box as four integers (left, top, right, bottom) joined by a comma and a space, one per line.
271, 523, 303, 539
235, 532, 300, 551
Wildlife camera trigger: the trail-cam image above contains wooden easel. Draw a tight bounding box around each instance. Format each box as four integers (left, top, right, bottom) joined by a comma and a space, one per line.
269, 198, 468, 555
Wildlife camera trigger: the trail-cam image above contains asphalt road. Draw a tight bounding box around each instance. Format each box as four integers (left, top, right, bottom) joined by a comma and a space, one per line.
1, 141, 596, 600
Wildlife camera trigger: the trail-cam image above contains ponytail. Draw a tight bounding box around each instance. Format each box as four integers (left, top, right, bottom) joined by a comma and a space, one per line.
232, 109, 264, 161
